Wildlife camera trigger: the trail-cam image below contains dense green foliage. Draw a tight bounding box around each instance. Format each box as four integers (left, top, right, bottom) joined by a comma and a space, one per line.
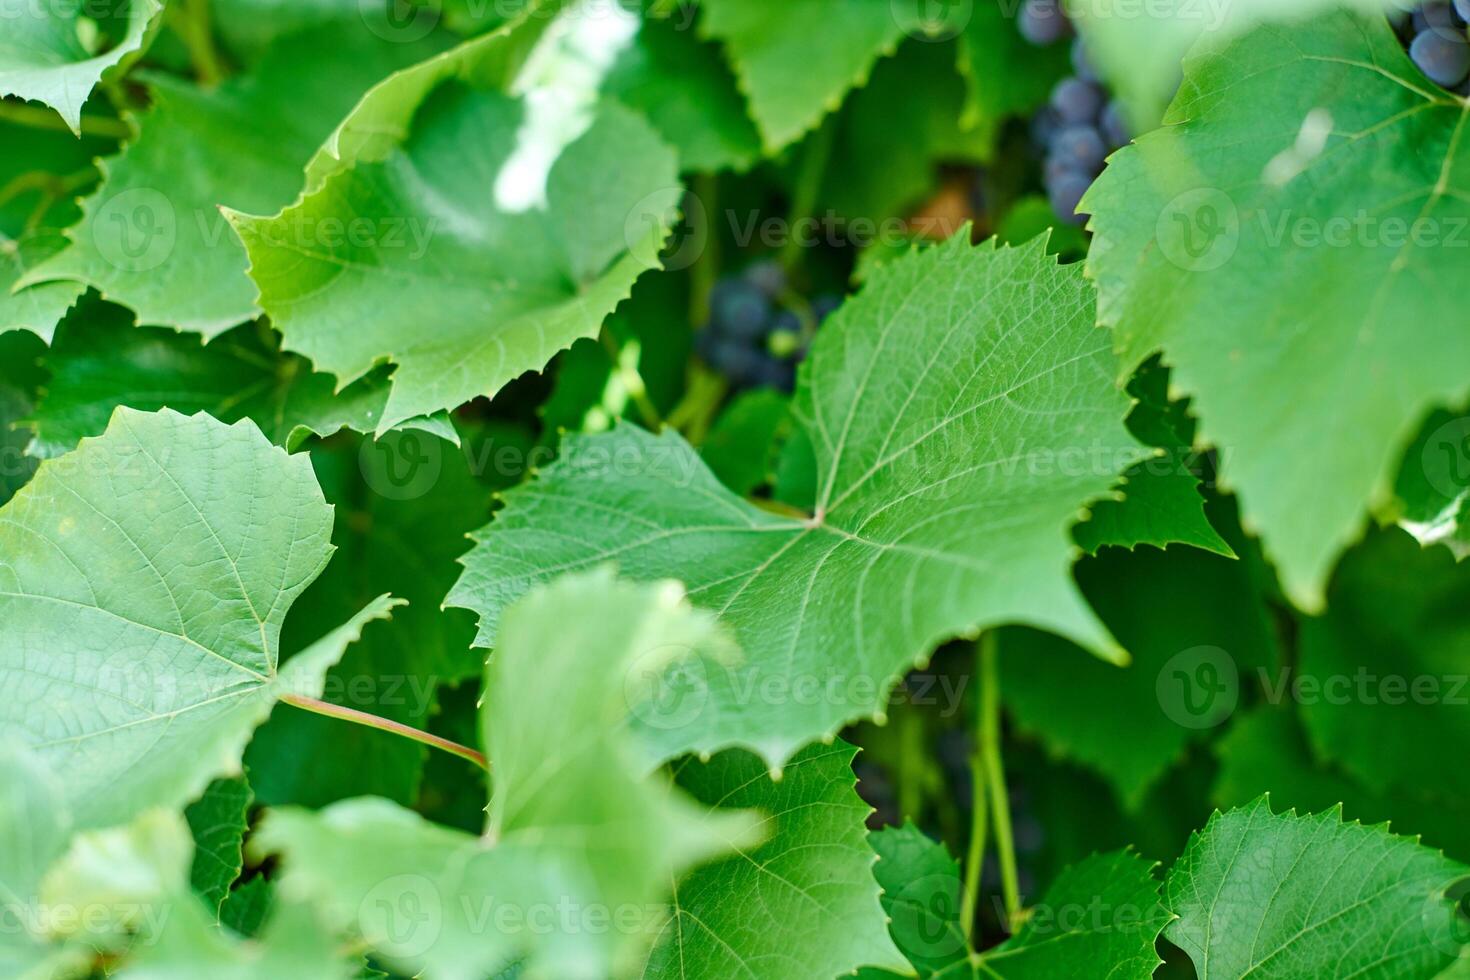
2, 1, 1469, 978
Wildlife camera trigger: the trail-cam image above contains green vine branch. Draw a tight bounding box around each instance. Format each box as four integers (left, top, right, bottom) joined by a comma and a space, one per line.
280, 692, 488, 771
962, 631, 1023, 938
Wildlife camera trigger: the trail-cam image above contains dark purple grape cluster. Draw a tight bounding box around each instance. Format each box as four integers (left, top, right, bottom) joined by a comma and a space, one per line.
697, 260, 839, 394
1017, 0, 1129, 226
1395, 2, 1470, 91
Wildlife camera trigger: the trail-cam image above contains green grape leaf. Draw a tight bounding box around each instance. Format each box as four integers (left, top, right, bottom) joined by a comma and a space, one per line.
1071, 0, 1398, 129
1083, 11, 1470, 610
0, 407, 400, 832
604, 13, 762, 173
1073, 358, 1232, 557
28, 305, 376, 455
699, 0, 905, 151
25, 303, 431, 458
1001, 540, 1279, 808
230, 79, 679, 432
1166, 796, 1470, 978
253, 570, 760, 980
20, 26, 442, 336
451, 234, 1146, 764
1214, 709, 1470, 864
0, 0, 162, 133
184, 777, 252, 914
246, 429, 490, 808
700, 387, 790, 497
1297, 525, 1470, 803
868, 822, 969, 974
641, 741, 907, 979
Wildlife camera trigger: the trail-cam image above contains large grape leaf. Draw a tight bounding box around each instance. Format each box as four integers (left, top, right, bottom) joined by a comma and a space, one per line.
641, 741, 906, 979
230, 79, 679, 432
19, 26, 443, 336
451, 234, 1146, 764
254, 570, 760, 980
1083, 11, 1470, 610
1296, 525, 1470, 804
0, 0, 162, 133
860, 825, 1166, 980
1001, 538, 1278, 808
245, 429, 491, 808
698, 0, 905, 152
1166, 796, 1470, 978
0, 407, 399, 833
25, 303, 421, 458
1071, 0, 1397, 128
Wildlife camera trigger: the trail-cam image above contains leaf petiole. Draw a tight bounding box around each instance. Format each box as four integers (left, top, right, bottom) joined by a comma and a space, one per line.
280, 693, 488, 772
977, 632, 1023, 933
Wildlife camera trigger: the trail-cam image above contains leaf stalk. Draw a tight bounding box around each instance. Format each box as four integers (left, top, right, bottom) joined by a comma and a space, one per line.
280, 693, 488, 771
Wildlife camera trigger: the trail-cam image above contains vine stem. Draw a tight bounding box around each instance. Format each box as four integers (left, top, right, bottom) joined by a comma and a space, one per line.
0, 101, 131, 140
897, 706, 924, 824
175, 0, 226, 86
778, 120, 836, 270
977, 632, 1022, 933
689, 172, 719, 327
960, 691, 989, 941
280, 693, 488, 771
